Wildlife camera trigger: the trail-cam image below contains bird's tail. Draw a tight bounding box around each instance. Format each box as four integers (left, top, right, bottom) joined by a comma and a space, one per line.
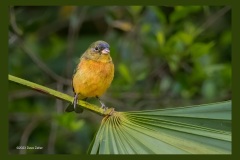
65, 94, 85, 113
65, 103, 83, 113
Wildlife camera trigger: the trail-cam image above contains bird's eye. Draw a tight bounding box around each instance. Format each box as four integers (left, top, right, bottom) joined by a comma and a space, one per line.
94, 47, 99, 51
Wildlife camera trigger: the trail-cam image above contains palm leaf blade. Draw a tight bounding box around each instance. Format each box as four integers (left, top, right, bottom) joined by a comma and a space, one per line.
89, 101, 231, 154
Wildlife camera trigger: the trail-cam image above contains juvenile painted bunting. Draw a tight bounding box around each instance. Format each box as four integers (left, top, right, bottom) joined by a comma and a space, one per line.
65, 40, 114, 113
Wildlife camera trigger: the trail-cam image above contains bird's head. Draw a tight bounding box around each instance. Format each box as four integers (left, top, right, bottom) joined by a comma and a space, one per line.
83, 40, 112, 63
90, 40, 110, 55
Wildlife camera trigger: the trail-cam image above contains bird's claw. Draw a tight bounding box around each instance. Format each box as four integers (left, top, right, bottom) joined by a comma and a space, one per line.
101, 104, 108, 111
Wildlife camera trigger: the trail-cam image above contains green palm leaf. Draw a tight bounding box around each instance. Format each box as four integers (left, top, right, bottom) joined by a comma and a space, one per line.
89, 101, 231, 154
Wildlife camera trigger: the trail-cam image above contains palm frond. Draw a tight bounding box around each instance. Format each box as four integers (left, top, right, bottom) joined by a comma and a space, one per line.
89, 101, 231, 154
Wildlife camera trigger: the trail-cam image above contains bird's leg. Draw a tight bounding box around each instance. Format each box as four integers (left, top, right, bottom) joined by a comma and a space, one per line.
73, 93, 79, 110
96, 96, 108, 111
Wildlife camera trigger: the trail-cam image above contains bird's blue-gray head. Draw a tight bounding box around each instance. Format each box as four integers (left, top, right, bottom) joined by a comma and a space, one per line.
90, 40, 110, 54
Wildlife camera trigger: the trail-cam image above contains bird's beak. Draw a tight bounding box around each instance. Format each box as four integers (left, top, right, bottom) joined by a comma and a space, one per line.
101, 48, 110, 54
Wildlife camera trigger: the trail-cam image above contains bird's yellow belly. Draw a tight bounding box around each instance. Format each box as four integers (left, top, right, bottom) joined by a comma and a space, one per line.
72, 59, 114, 99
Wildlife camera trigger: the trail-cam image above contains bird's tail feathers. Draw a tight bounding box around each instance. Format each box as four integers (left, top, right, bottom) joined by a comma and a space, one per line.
65, 102, 84, 113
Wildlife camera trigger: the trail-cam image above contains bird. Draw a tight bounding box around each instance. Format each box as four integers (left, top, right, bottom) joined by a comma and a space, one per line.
65, 40, 114, 113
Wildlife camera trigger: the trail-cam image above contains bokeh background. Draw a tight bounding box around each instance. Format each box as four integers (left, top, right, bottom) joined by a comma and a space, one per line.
8, 6, 231, 154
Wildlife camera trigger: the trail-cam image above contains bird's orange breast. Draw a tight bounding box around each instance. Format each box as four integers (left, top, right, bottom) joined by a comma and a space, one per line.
72, 58, 114, 99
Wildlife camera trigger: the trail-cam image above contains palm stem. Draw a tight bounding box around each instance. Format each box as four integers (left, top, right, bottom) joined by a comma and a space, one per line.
8, 74, 114, 116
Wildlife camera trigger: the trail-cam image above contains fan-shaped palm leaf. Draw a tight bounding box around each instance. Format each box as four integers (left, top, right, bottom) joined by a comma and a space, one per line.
89, 101, 231, 154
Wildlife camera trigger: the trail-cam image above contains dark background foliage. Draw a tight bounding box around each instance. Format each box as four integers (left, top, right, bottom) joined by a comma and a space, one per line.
8, 6, 231, 154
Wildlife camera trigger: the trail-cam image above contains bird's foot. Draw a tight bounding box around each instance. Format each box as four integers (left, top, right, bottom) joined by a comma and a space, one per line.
73, 93, 83, 113
100, 104, 108, 111
96, 96, 108, 111
73, 94, 78, 110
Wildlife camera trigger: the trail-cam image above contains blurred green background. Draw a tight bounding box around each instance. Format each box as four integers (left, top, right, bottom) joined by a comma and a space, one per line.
8, 6, 231, 154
